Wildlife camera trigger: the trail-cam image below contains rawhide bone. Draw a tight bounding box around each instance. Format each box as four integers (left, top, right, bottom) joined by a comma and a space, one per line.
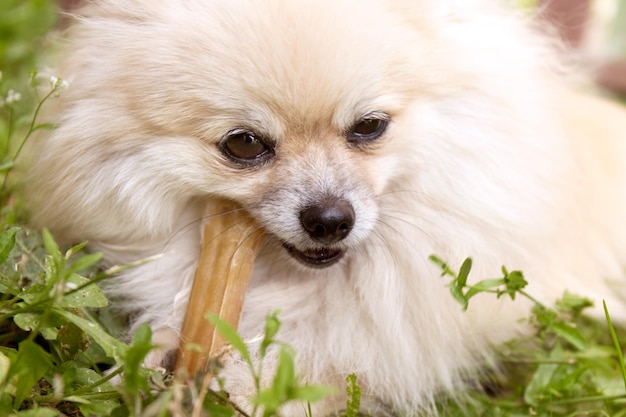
176, 199, 265, 375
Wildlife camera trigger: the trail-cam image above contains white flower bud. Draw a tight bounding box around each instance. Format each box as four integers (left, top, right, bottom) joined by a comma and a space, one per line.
5, 89, 21, 104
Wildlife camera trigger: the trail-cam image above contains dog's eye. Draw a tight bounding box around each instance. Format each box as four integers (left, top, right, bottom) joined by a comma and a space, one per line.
348, 114, 389, 143
220, 129, 273, 164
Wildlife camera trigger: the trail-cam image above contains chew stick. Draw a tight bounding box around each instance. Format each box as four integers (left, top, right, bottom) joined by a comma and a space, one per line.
176, 199, 265, 375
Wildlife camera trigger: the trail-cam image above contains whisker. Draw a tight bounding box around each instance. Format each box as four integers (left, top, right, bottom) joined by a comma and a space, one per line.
162, 202, 261, 251
227, 227, 271, 282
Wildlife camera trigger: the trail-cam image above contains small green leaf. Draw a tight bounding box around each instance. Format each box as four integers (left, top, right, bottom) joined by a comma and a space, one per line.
532, 304, 557, 329
60, 360, 112, 393
0, 161, 15, 171
10, 340, 54, 407
79, 401, 122, 417
123, 324, 153, 392
65, 241, 88, 259
18, 280, 48, 305
464, 278, 506, 301
290, 385, 335, 403
33, 123, 57, 131
556, 292, 594, 317
57, 274, 108, 308
40, 327, 58, 341
0, 351, 10, 385
0, 278, 19, 296
64, 252, 102, 276
457, 257, 472, 288
0, 392, 12, 417
42, 255, 59, 287
260, 311, 281, 358
201, 401, 236, 417
0, 226, 19, 265
503, 270, 528, 298
42, 229, 62, 266
13, 313, 42, 332
552, 322, 587, 351
552, 362, 594, 393
15, 408, 60, 417
207, 314, 252, 367
449, 284, 468, 311
524, 362, 558, 406
428, 255, 446, 270
272, 347, 296, 399
62, 395, 91, 404
56, 323, 88, 360
254, 389, 281, 416
428, 255, 455, 278
254, 347, 298, 416
111, 404, 131, 417
524, 343, 566, 406
51, 308, 127, 363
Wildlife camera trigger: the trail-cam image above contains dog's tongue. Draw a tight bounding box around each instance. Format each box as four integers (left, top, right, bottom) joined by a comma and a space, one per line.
176, 199, 265, 375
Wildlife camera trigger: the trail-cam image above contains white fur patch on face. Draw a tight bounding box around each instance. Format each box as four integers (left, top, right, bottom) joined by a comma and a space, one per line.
249, 142, 381, 268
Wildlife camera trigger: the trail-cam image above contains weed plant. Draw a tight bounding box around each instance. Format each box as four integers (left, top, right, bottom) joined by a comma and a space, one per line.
430, 256, 626, 416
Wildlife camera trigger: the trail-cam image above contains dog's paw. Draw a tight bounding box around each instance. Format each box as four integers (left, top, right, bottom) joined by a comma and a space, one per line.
144, 327, 180, 372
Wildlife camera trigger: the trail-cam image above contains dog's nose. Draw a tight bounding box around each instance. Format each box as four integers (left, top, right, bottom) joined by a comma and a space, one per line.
300, 199, 355, 245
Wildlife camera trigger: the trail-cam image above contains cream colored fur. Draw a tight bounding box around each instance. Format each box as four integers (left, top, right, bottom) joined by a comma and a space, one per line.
28, 0, 626, 415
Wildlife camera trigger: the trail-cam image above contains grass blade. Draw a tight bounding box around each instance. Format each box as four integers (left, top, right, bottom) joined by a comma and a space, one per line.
603, 300, 626, 392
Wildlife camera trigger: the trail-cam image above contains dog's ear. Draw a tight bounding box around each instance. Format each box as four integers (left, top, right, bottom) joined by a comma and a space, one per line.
59, 0, 83, 11
57, 0, 84, 28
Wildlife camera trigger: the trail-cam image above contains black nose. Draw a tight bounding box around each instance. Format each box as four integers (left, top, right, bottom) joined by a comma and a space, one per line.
300, 199, 355, 245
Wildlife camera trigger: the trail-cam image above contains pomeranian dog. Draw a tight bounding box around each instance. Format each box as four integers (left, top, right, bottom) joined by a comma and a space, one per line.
28, 0, 626, 415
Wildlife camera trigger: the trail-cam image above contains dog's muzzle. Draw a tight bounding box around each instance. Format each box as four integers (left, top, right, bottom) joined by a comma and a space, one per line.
283, 243, 345, 268
283, 198, 354, 268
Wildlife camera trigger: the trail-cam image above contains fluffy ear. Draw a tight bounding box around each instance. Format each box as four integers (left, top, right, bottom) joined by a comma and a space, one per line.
59, 0, 83, 11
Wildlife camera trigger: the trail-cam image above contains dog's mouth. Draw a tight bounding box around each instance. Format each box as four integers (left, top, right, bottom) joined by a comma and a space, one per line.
282, 243, 345, 268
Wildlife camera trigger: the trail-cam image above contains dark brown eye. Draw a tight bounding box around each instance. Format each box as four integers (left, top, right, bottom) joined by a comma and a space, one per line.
348, 115, 389, 143
221, 129, 273, 164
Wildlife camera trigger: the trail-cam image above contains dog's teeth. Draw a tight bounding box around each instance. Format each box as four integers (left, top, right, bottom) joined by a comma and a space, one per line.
285, 244, 344, 267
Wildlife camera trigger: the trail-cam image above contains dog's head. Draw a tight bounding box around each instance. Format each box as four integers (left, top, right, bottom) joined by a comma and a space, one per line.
187, 1, 421, 268
62, 0, 429, 267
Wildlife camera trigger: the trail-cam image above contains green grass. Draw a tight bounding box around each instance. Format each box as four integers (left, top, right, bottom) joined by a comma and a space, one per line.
431, 257, 626, 417
1, 1, 626, 416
